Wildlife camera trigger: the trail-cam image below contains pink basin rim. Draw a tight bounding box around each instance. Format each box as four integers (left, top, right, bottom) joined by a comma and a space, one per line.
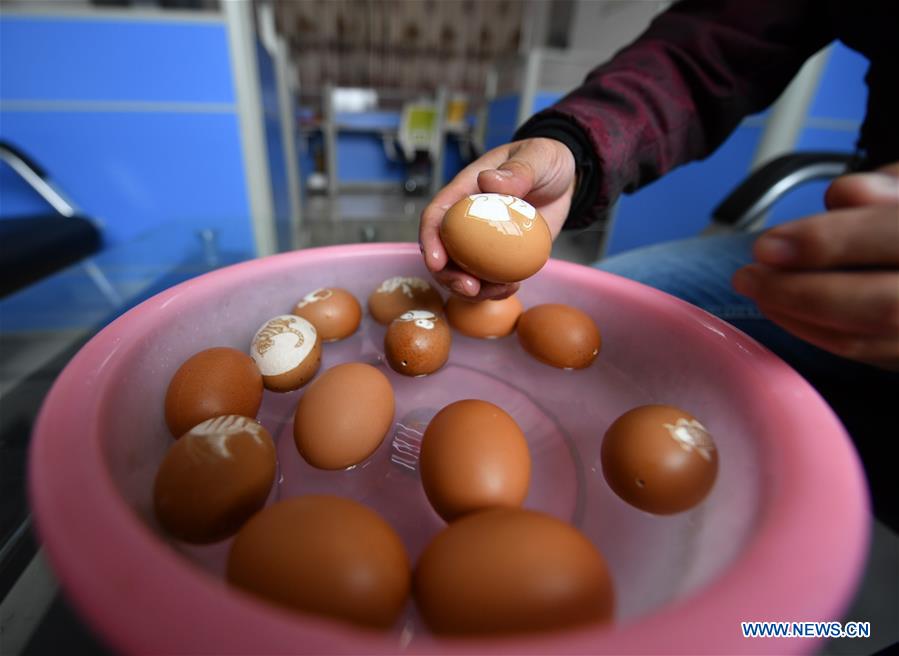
28, 243, 870, 655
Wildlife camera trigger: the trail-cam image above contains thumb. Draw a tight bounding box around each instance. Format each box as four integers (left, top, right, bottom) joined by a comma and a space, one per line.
476, 155, 537, 200
825, 166, 899, 210
476, 138, 570, 203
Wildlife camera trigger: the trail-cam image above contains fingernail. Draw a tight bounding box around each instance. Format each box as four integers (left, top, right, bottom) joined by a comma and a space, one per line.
870, 174, 899, 198
431, 250, 440, 261
756, 235, 797, 265
732, 268, 759, 296
462, 278, 476, 289
493, 168, 514, 179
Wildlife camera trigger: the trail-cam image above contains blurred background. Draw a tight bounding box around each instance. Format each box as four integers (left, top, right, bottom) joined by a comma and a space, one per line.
0, 0, 869, 266
0, 2, 890, 655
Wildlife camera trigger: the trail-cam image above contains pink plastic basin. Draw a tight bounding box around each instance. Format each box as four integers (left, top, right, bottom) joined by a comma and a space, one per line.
29, 243, 869, 654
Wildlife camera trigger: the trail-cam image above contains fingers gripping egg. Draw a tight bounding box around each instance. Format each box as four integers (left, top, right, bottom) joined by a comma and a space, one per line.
440, 194, 551, 283
250, 315, 322, 392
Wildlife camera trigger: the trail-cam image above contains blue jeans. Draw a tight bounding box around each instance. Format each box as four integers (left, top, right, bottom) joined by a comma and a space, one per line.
597, 233, 898, 528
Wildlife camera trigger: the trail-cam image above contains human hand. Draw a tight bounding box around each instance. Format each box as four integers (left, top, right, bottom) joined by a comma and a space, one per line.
732, 164, 899, 370
419, 138, 576, 300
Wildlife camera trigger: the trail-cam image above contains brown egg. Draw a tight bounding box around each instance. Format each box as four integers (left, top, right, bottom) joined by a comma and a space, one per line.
439, 193, 551, 283
164, 347, 264, 438
250, 315, 322, 392
601, 404, 718, 514
445, 294, 523, 339
154, 415, 276, 543
415, 508, 614, 634
517, 303, 601, 369
384, 310, 451, 376
291, 287, 361, 342
368, 276, 443, 325
293, 362, 395, 469
420, 400, 530, 521
227, 496, 410, 629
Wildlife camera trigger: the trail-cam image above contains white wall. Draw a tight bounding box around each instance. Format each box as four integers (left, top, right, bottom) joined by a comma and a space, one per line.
568, 0, 669, 60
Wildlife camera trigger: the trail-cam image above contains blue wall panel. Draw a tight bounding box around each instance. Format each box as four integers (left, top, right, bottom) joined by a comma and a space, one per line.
485, 95, 520, 151
335, 111, 400, 130
766, 127, 861, 226
337, 134, 406, 183
764, 42, 868, 227
0, 14, 256, 258
607, 125, 763, 255
0, 110, 253, 252
606, 41, 869, 256
297, 130, 321, 193
0, 16, 235, 103
256, 40, 292, 250
442, 134, 467, 184
532, 91, 563, 114
0, 162, 50, 216
807, 42, 868, 121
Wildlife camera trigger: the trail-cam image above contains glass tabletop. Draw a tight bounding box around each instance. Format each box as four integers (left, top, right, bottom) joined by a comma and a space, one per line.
0, 220, 253, 653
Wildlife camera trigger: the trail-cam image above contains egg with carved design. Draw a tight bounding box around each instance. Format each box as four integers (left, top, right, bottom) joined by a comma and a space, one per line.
250, 315, 321, 392
440, 193, 551, 283
153, 415, 276, 543
601, 404, 718, 514
368, 276, 443, 324
384, 310, 451, 376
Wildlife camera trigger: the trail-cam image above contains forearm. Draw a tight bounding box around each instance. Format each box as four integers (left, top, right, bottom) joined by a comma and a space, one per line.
517, 0, 834, 228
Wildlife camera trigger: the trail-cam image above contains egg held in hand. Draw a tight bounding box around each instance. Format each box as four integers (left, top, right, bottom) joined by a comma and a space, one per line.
440, 193, 551, 283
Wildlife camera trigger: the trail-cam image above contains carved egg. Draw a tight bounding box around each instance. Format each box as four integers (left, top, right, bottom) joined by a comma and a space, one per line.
153, 415, 276, 543
368, 276, 443, 324
440, 194, 551, 283
250, 315, 321, 392
601, 404, 718, 514
384, 310, 451, 376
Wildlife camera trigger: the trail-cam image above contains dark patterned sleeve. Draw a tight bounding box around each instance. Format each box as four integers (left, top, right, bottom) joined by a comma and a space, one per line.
515, 0, 835, 229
